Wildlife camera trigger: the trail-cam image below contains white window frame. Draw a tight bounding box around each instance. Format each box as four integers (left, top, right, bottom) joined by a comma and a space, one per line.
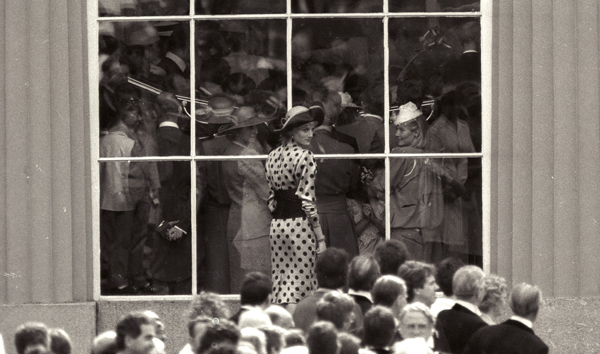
88, 0, 492, 300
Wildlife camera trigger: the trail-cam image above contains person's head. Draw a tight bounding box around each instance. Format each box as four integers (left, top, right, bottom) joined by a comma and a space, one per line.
277, 106, 323, 146
374, 240, 409, 275
217, 107, 272, 147
197, 319, 240, 354
240, 327, 267, 354
347, 255, 381, 292
509, 283, 543, 322
360, 84, 384, 117
452, 265, 485, 304
156, 92, 182, 124
187, 317, 213, 353
362, 306, 396, 348
265, 306, 294, 329
397, 302, 435, 340
258, 326, 286, 354
391, 102, 429, 149
14, 322, 49, 354
115, 312, 155, 354
397, 261, 437, 307
114, 84, 142, 129
240, 272, 273, 307
336, 333, 360, 354
91, 331, 118, 354
316, 291, 356, 331
478, 274, 508, 318
143, 310, 166, 343
315, 248, 349, 289
371, 275, 407, 314
306, 322, 339, 354
239, 309, 273, 329
435, 257, 465, 297
49, 328, 71, 354
283, 329, 306, 348
188, 291, 231, 320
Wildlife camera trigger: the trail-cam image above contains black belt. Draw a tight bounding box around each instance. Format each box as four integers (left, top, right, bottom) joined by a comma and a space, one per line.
272, 189, 305, 219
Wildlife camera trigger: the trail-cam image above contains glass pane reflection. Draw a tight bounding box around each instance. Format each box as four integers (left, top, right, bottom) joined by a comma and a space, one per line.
99, 0, 190, 17
390, 17, 481, 152
292, 0, 382, 13
387, 155, 481, 266
388, 0, 480, 12
99, 160, 193, 295
195, 0, 285, 15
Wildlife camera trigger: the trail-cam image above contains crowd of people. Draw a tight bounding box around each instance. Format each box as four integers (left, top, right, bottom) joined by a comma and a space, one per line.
9, 243, 548, 354
98, 0, 484, 296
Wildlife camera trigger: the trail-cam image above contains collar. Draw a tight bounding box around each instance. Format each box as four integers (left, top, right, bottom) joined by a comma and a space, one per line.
166, 51, 186, 72
463, 49, 479, 54
362, 113, 383, 122
455, 300, 482, 316
348, 289, 373, 302
510, 315, 533, 329
159, 121, 179, 129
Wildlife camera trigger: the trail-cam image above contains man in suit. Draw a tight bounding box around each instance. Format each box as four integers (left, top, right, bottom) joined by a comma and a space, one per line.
435, 265, 487, 354
464, 283, 549, 354
150, 92, 192, 294
230, 272, 272, 324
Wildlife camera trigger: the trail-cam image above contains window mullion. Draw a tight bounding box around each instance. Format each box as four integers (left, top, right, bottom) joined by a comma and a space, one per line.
189, 15, 198, 296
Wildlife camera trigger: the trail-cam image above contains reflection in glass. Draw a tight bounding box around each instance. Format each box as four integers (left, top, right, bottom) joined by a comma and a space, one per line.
388, 0, 479, 12
390, 17, 481, 152
99, 0, 190, 17
195, 0, 285, 15
292, 0, 381, 13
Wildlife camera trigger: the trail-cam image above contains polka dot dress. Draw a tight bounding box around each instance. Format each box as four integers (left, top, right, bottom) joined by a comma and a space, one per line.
265, 141, 320, 304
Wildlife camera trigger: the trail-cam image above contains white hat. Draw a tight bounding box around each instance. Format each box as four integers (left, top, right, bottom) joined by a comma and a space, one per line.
338, 92, 361, 108
391, 101, 421, 125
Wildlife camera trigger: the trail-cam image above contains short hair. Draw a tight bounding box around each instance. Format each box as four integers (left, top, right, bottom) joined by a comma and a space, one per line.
115, 312, 152, 350
188, 316, 213, 338
337, 332, 360, 354
371, 275, 406, 308
478, 274, 508, 314
189, 291, 231, 320
316, 291, 356, 329
240, 272, 272, 306
239, 309, 272, 329
240, 327, 267, 354
258, 326, 286, 354
374, 240, 409, 275
510, 283, 543, 319
49, 328, 72, 354
452, 265, 485, 301
397, 261, 436, 303
14, 322, 49, 354
283, 329, 306, 348
347, 255, 381, 292
398, 302, 435, 325
435, 257, 465, 297
363, 306, 396, 348
91, 331, 117, 354
198, 319, 240, 354
202, 343, 238, 354
265, 305, 294, 329
315, 248, 349, 289
306, 321, 339, 354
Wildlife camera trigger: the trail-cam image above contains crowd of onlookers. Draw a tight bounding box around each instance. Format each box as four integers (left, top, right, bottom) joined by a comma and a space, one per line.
9, 240, 548, 354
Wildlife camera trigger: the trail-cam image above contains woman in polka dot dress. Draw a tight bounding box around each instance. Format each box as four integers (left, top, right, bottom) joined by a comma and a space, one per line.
265, 106, 327, 309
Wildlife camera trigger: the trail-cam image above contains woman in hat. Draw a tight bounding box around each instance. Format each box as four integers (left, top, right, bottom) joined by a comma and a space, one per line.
386, 102, 445, 262
218, 106, 276, 292
264, 105, 326, 309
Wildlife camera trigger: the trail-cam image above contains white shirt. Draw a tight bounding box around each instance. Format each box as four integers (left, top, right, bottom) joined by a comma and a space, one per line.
430, 297, 455, 317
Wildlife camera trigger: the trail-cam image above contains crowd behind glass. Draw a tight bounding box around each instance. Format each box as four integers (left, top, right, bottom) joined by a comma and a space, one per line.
97, 0, 483, 295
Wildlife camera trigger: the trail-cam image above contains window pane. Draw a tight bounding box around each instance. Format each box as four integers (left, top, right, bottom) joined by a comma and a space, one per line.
99, 160, 193, 295
387, 155, 481, 266
292, 0, 382, 13
99, 0, 190, 17
195, 0, 285, 15
292, 18, 385, 151
390, 17, 481, 152
389, 0, 480, 12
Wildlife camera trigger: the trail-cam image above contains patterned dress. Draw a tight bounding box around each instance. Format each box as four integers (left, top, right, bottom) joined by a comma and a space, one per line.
265, 141, 320, 304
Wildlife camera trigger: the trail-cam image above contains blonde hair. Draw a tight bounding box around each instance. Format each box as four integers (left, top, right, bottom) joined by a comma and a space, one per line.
396, 115, 429, 149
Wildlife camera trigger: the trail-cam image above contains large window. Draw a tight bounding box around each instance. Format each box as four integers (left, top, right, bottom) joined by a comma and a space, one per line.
95, 0, 487, 297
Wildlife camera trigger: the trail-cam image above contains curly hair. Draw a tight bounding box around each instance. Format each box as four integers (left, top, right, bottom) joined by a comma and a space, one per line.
478, 274, 508, 314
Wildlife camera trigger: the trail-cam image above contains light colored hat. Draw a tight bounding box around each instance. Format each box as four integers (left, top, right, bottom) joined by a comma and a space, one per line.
276, 106, 323, 132
338, 92, 361, 108
127, 25, 160, 46
198, 96, 237, 124
391, 101, 422, 125
216, 106, 274, 135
